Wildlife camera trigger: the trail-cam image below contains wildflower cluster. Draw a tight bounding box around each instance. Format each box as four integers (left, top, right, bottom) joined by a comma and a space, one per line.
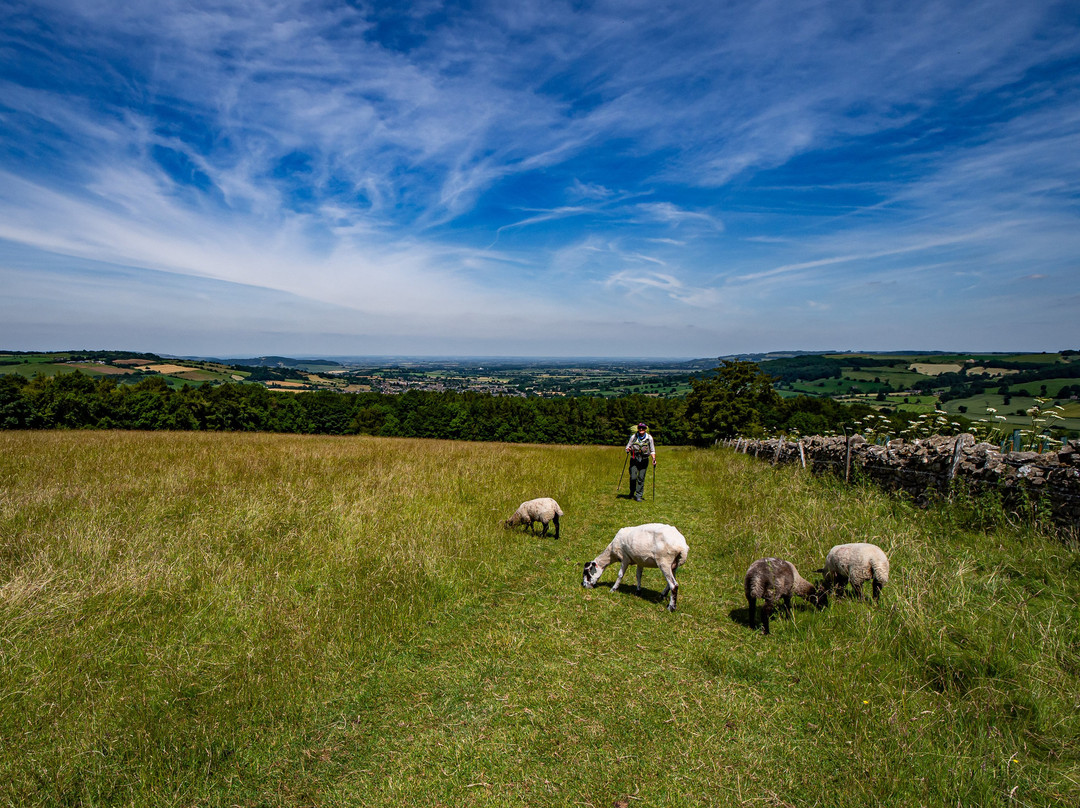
1019, 398, 1066, 451
969, 406, 1009, 445
853, 412, 893, 443
900, 410, 961, 439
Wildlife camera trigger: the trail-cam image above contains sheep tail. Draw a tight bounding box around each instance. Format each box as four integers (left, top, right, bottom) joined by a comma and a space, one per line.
872, 558, 889, 585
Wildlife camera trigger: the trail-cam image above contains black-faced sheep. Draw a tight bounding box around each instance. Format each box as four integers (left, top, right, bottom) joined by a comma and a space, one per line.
819, 542, 890, 602
581, 523, 688, 612
504, 497, 563, 539
743, 557, 827, 635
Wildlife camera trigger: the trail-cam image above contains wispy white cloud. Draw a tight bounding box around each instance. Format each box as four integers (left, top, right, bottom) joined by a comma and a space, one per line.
1, 0, 1078, 354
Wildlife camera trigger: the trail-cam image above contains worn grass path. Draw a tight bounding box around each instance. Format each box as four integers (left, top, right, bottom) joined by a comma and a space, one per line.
1, 432, 1078, 807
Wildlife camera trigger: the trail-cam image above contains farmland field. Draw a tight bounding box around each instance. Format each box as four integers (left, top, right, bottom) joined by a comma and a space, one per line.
999, 378, 1079, 398
909, 363, 963, 376
0, 360, 81, 378
942, 394, 1080, 433
844, 367, 933, 388
2, 432, 1078, 807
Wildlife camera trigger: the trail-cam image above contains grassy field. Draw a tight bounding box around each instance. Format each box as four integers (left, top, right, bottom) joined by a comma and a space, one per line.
844, 368, 933, 389
942, 395, 1080, 434
0, 359, 82, 378
2, 432, 1079, 807
997, 378, 1079, 398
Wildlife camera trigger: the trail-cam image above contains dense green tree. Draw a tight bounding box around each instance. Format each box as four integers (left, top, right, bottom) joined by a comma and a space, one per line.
1, 365, 927, 444
683, 360, 781, 443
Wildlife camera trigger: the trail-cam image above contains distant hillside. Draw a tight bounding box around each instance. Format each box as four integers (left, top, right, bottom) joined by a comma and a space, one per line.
210, 356, 343, 369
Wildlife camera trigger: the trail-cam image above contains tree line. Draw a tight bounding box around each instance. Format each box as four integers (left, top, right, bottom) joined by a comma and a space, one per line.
0, 361, 878, 445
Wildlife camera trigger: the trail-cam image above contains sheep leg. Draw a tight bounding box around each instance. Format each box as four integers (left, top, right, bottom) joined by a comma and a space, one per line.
761, 600, 772, 635
552, 513, 560, 540
635, 565, 643, 593
872, 578, 882, 603
540, 519, 549, 537
782, 594, 792, 615
662, 561, 679, 596
659, 561, 678, 612
850, 577, 864, 601
747, 596, 757, 629
834, 574, 849, 599
611, 559, 630, 591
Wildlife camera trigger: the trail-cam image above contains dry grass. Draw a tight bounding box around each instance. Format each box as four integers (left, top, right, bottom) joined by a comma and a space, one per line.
1, 431, 1078, 806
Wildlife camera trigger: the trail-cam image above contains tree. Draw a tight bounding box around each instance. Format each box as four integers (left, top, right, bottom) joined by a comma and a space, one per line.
683, 360, 780, 443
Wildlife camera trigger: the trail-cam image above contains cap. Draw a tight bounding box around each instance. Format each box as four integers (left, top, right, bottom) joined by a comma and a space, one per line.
638, 422, 647, 429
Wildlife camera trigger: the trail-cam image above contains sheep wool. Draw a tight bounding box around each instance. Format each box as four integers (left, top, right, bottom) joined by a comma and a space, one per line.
504, 497, 563, 539
821, 542, 890, 602
743, 557, 827, 635
582, 523, 688, 612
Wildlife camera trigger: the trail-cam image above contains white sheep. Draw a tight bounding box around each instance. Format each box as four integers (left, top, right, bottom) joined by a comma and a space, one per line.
818, 542, 890, 602
581, 523, 688, 612
504, 497, 563, 539
743, 557, 827, 635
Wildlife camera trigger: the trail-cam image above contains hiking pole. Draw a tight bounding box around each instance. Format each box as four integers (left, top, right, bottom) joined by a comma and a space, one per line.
652, 461, 656, 501
616, 453, 628, 496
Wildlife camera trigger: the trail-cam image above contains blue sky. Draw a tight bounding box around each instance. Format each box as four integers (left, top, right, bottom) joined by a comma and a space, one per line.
1, 0, 1078, 358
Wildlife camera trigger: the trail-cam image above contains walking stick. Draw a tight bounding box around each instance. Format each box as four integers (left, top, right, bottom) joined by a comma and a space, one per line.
616, 453, 628, 496
652, 461, 656, 501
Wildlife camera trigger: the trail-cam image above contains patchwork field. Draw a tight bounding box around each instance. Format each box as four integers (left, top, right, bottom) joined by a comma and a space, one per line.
2, 432, 1078, 807
942, 395, 1080, 434
909, 363, 963, 376
0, 360, 79, 378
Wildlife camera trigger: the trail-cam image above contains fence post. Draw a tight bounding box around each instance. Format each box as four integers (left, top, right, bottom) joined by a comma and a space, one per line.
845, 435, 852, 483
1012, 429, 1022, 452
798, 440, 806, 469
949, 434, 971, 481
773, 438, 784, 465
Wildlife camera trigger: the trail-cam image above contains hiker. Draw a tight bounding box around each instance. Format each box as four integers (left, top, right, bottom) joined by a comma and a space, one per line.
625, 422, 656, 501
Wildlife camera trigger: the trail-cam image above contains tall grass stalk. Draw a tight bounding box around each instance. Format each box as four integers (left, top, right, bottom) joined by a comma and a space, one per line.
1, 431, 1077, 806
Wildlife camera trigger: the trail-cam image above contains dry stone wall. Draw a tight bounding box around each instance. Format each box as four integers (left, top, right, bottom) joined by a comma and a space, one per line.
722, 434, 1080, 529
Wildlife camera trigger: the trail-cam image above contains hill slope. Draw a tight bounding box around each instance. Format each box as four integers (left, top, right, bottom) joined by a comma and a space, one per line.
1, 432, 1077, 806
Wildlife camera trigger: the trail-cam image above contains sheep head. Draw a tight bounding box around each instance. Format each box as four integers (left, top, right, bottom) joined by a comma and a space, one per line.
582, 561, 603, 588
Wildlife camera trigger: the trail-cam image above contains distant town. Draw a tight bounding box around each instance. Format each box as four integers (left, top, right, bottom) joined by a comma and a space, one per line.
2, 349, 1077, 436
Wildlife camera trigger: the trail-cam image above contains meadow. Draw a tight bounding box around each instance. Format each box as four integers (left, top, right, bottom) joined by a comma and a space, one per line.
1, 431, 1078, 807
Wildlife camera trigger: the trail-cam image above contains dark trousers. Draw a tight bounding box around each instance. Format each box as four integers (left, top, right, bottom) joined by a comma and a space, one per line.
629, 459, 649, 500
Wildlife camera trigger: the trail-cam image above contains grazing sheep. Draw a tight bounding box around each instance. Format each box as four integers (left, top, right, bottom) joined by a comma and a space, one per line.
743, 557, 827, 635
504, 497, 563, 539
581, 523, 688, 612
819, 543, 890, 602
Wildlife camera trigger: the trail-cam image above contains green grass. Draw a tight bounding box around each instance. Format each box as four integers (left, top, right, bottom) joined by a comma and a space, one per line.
1003, 353, 1070, 364
997, 378, 1079, 398
845, 367, 934, 389
0, 360, 82, 378
790, 378, 854, 395
2, 432, 1079, 806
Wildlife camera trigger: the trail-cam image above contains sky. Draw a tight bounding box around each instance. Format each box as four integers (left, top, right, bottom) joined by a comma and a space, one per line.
1, 0, 1078, 358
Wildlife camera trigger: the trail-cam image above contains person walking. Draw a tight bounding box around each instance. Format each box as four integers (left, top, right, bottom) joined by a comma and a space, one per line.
625, 422, 656, 501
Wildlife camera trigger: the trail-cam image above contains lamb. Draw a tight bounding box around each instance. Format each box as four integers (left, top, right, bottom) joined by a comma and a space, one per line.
818, 542, 890, 602
504, 497, 563, 539
743, 558, 827, 635
581, 523, 688, 612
